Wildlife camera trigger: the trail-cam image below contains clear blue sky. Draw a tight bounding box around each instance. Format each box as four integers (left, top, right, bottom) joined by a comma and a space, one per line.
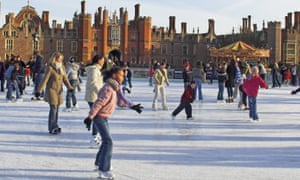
1, 0, 299, 34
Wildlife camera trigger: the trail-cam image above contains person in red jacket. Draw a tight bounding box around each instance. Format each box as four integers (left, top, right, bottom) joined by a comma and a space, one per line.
171, 81, 196, 120
243, 66, 268, 122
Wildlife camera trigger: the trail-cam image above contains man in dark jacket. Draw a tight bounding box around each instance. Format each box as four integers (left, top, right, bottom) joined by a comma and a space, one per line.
33, 51, 45, 98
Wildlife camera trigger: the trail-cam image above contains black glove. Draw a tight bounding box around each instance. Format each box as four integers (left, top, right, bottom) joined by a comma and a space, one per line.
84, 117, 92, 131
291, 88, 300, 95
35, 92, 41, 98
130, 104, 143, 114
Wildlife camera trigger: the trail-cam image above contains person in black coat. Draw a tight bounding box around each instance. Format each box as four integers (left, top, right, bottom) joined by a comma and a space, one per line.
225, 59, 236, 102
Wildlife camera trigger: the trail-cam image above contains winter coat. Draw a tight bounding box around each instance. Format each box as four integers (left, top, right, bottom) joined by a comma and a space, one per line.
217, 70, 227, 84
33, 55, 45, 74
88, 78, 132, 119
66, 62, 80, 81
192, 67, 206, 82
153, 68, 169, 86
85, 64, 103, 103
38, 63, 73, 105
182, 69, 193, 83
225, 60, 236, 87
234, 66, 243, 84
181, 86, 195, 103
243, 75, 268, 97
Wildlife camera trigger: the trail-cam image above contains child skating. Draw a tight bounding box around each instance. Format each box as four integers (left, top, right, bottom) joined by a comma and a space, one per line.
171, 81, 196, 120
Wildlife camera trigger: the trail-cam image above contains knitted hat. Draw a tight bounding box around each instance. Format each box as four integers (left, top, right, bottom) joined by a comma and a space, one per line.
69, 57, 75, 63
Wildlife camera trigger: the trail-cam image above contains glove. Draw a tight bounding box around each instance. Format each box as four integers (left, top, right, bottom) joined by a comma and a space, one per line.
84, 117, 92, 131
35, 92, 41, 98
291, 90, 297, 95
130, 104, 143, 114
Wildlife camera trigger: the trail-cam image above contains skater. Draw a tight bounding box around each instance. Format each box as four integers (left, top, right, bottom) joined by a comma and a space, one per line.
83, 67, 143, 179
152, 62, 169, 111
182, 62, 193, 89
35, 52, 74, 134
6, 61, 22, 102
64, 57, 80, 112
171, 81, 196, 120
122, 65, 131, 94
33, 51, 46, 99
192, 61, 206, 102
85, 54, 105, 146
216, 64, 227, 103
243, 66, 268, 122
225, 59, 236, 103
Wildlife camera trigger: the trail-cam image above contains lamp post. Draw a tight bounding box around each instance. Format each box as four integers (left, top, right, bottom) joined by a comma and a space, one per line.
32, 32, 39, 53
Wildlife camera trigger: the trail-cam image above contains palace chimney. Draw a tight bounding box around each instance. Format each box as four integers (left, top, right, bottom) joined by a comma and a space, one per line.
169, 16, 176, 34
134, 4, 140, 21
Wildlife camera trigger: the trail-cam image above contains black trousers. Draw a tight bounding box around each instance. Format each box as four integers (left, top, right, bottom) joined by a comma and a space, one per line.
172, 101, 192, 118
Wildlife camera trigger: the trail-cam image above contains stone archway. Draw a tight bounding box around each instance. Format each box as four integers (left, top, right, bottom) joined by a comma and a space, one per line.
108, 49, 124, 66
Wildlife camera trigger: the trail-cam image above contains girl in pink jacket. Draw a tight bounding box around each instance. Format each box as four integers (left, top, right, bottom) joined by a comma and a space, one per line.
84, 67, 143, 179
243, 66, 268, 121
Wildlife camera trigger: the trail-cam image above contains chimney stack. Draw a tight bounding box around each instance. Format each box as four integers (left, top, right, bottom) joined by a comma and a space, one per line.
253, 24, 257, 32
181, 22, 187, 34
294, 11, 300, 31
42, 11, 49, 25
119, 7, 124, 23
288, 12, 292, 29
169, 16, 176, 34
248, 15, 251, 32
242, 18, 248, 33
134, 4, 140, 21
208, 19, 216, 35
81, 0, 86, 15
52, 20, 57, 28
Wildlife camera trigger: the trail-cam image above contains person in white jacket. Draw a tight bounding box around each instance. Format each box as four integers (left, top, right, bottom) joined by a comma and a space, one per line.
152, 62, 169, 111
85, 54, 105, 147
65, 57, 80, 111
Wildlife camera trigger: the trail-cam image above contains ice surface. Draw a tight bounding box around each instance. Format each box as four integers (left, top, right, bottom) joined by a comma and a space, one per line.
1, 79, 300, 180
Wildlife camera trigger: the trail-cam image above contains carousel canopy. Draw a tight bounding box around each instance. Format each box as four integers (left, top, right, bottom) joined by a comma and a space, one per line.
210, 41, 270, 59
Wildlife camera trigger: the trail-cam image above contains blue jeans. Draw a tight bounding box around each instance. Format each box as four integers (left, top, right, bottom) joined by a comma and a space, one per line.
272, 72, 281, 87
94, 116, 113, 171
217, 83, 224, 100
193, 78, 203, 100
88, 102, 99, 136
49, 105, 59, 132
227, 86, 233, 98
66, 80, 78, 108
6, 80, 20, 100
248, 96, 258, 120
34, 73, 44, 95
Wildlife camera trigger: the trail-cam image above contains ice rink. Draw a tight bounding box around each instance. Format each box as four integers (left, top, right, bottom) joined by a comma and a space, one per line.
1, 78, 300, 180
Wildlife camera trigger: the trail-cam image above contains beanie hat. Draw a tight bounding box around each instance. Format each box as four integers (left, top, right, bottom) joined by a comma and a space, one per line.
69, 57, 75, 63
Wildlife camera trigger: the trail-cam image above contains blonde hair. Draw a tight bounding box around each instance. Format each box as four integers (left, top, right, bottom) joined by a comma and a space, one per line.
49, 52, 64, 64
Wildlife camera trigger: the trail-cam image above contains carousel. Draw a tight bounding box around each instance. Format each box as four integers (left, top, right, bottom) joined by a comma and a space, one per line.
210, 41, 270, 64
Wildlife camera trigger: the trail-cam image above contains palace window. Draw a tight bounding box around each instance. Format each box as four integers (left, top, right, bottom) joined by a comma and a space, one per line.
5, 39, 13, 50
182, 46, 188, 56
161, 45, 167, 55
109, 26, 120, 46
71, 41, 77, 53
57, 40, 63, 52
